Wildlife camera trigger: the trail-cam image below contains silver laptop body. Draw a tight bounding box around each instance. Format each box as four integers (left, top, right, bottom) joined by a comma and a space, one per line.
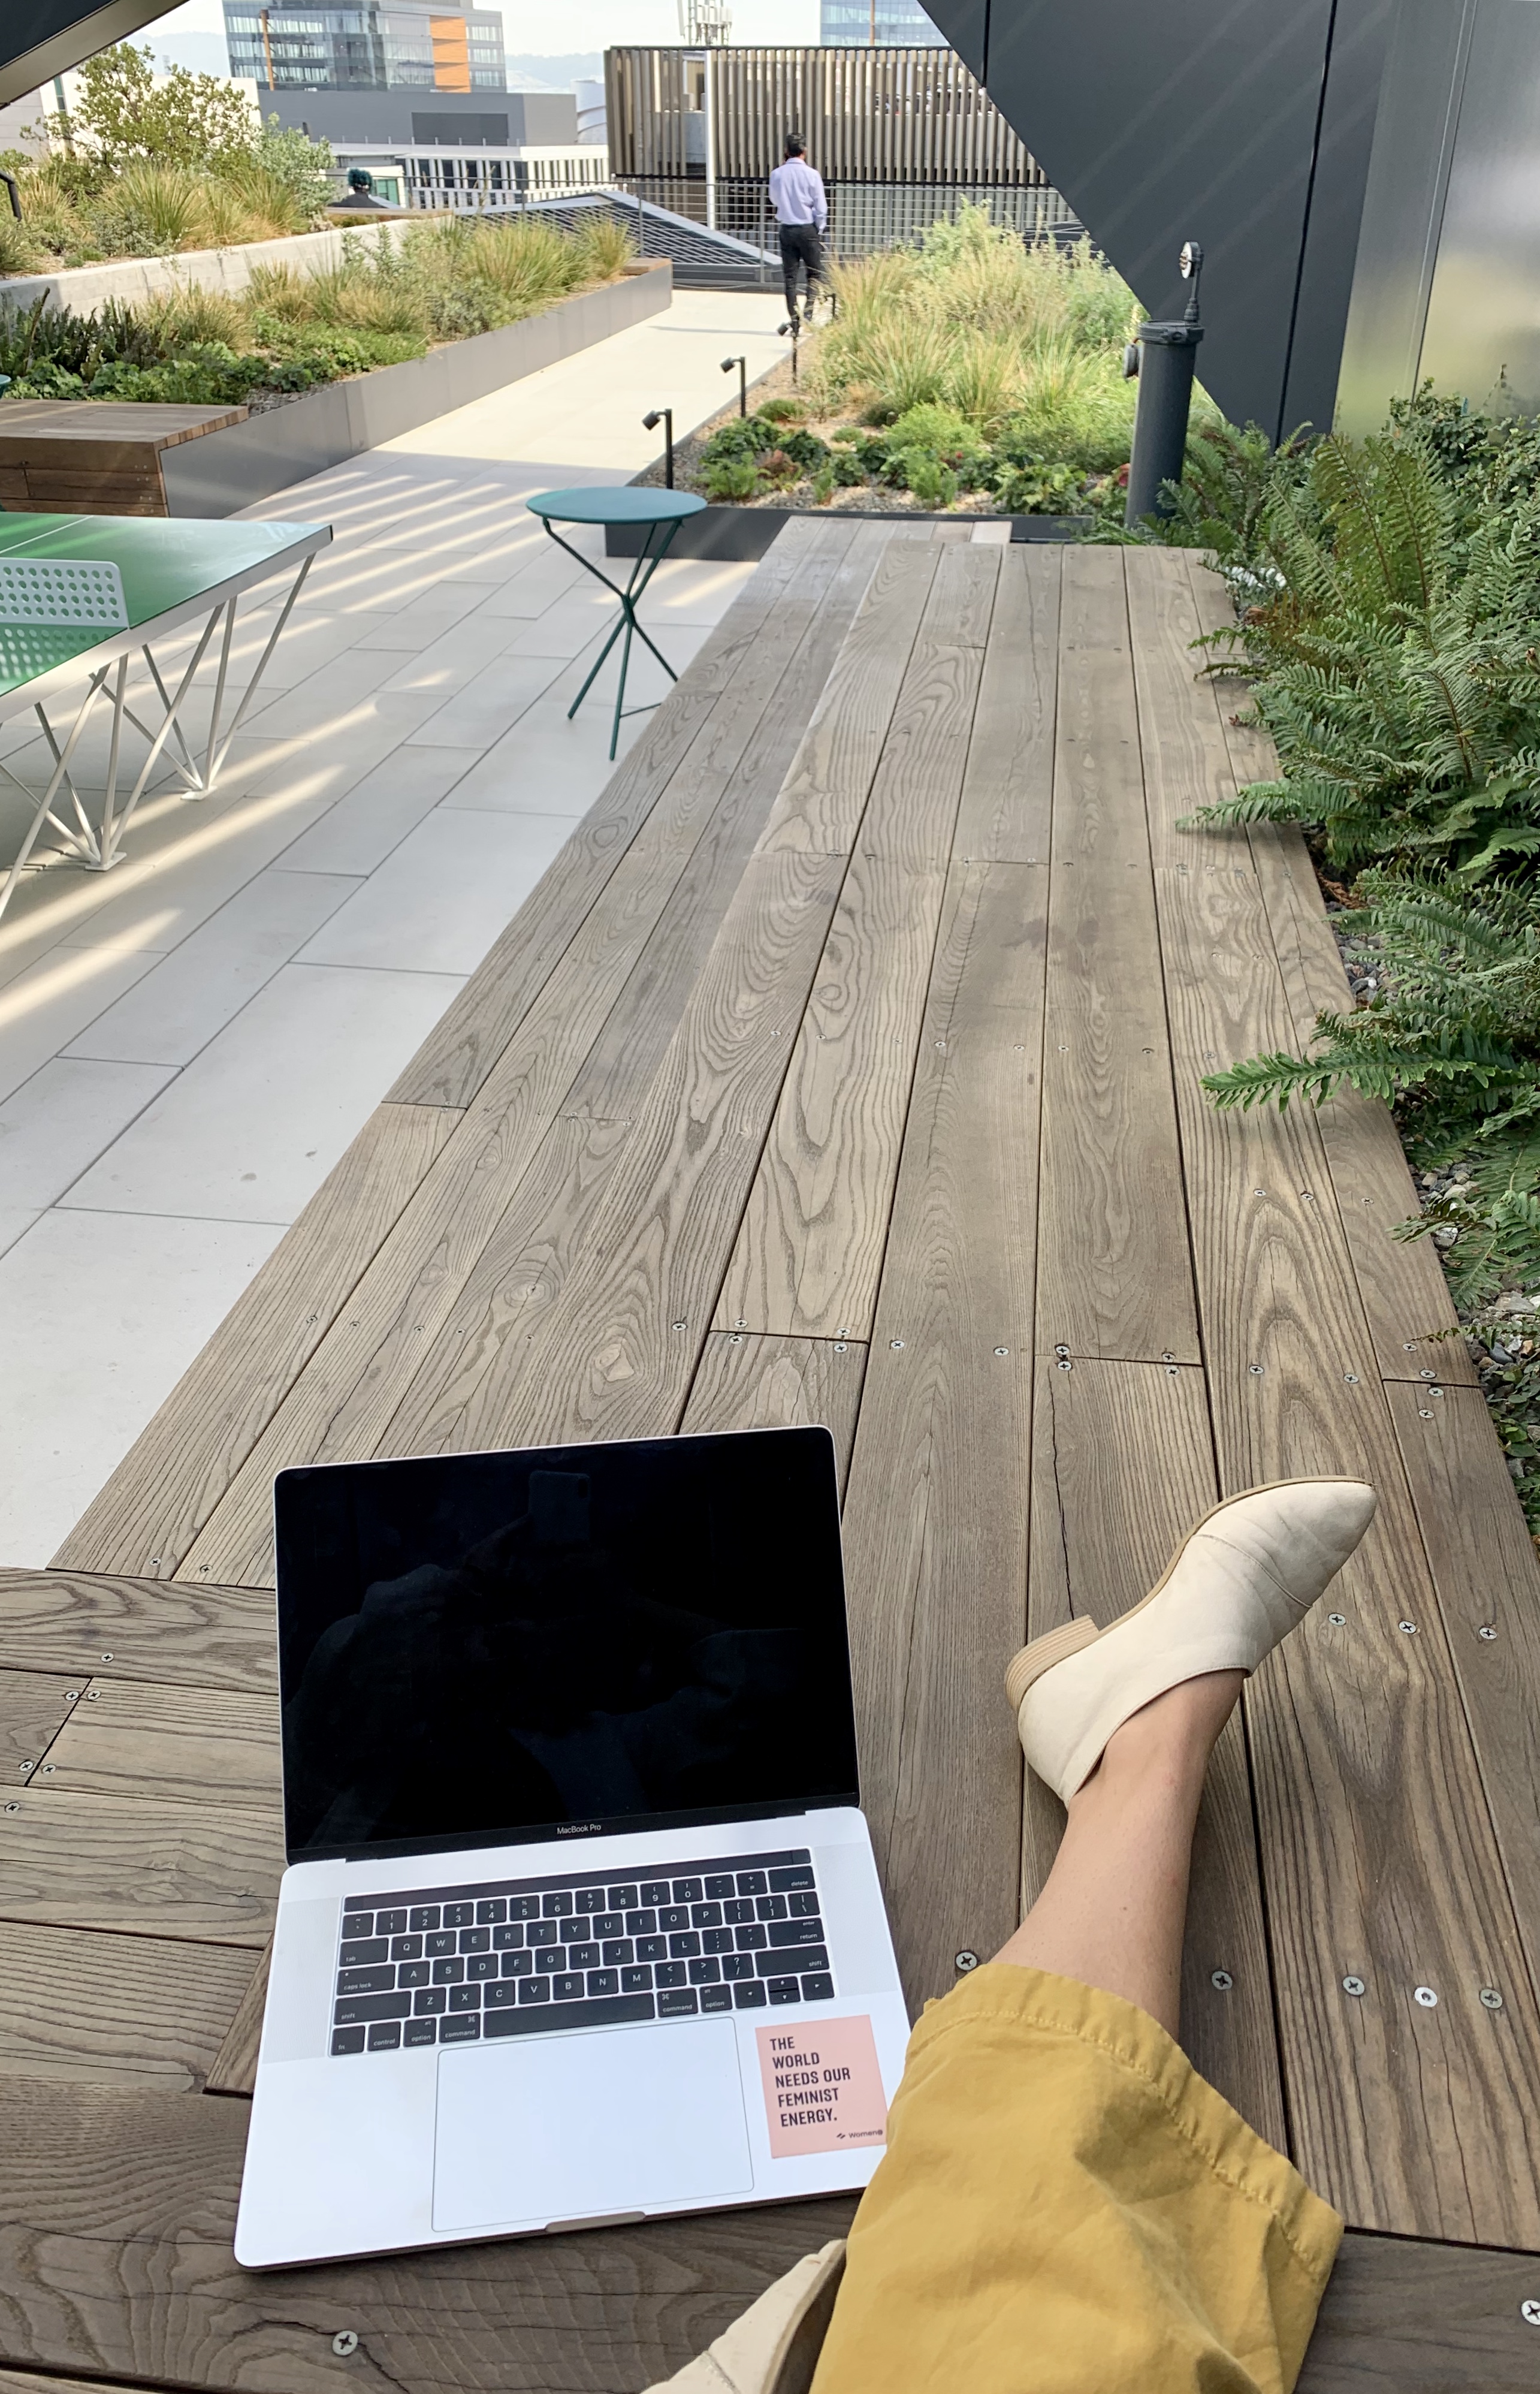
235, 1428, 909, 2269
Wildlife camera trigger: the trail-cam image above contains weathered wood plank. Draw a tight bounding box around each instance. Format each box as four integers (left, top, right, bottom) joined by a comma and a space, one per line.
1171, 554, 1475, 1385
386, 519, 858, 1111
853, 545, 998, 866
841, 862, 1046, 2013
0, 1572, 276, 1690
205, 1937, 269, 2098
0, 1791, 280, 1946
0, 2074, 856, 2394
1299, 2230, 1540, 2392
0, 1923, 252, 2093
41, 1681, 279, 1810
375, 854, 847, 1460
0, 1670, 80, 1789
714, 848, 947, 1340
1388, 1379, 1540, 2002
1143, 707, 1540, 2242
173, 529, 875, 1589
1026, 1354, 1287, 2150
951, 544, 1059, 864
681, 1334, 868, 1499
1035, 549, 1202, 1364
754, 538, 938, 855
52, 1104, 462, 1581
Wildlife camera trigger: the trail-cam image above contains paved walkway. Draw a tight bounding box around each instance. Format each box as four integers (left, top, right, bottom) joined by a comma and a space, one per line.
0, 286, 786, 1562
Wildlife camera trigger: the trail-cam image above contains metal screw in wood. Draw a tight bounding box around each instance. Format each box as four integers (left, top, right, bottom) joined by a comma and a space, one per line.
890, 1339, 904, 1350
331, 2332, 360, 2357
1344, 1373, 1360, 1384
1480, 1987, 1504, 2010
994, 1346, 1009, 1356
954, 1950, 979, 1973
100, 1652, 113, 1661
1399, 1620, 1418, 1635
1521, 2299, 1540, 2327
1342, 1976, 1366, 1997
1328, 1613, 1346, 1626
834, 1342, 847, 1352
1248, 1363, 1264, 1376
1210, 1970, 1233, 1991
671, 1320, 686, 1331
1414, 1986, 1438, 2007
1479, 1625, 1498, 1641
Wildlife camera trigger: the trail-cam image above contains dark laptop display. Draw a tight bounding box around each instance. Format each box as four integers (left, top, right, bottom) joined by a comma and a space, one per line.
274, 1428, 860, 1864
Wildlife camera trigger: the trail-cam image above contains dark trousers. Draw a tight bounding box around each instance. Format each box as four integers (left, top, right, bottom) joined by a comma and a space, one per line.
778, 221, 824, 318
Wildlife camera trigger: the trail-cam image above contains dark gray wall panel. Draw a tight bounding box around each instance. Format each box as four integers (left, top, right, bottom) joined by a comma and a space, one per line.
1417, 0, 1540, 416
1, 0, 168, 105
937, 0, 990, 77
1281, 0, 1397, 433
1336, 0, 1478, 433
928, 0, 1339, 436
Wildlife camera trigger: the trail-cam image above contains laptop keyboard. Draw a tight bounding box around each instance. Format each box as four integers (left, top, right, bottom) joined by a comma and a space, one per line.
328, 1847, 835, 2056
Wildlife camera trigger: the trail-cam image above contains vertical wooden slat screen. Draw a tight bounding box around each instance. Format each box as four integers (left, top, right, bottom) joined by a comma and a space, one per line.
605, 45, 1047, 188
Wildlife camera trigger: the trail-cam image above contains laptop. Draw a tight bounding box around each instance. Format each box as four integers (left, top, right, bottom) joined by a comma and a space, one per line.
235, 1425, 911, 2268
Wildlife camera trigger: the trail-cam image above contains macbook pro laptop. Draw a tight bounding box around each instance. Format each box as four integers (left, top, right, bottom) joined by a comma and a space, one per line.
235, 1426, 910, 2268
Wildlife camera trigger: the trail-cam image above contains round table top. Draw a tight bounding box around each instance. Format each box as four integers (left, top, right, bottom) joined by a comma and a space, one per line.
526, 486, 707, 526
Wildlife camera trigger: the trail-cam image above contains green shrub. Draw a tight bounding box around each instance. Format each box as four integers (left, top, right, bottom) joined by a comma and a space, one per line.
702, 453, 762, 500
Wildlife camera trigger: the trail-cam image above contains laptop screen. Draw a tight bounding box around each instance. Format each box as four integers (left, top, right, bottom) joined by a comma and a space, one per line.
273, 1428, 859, 1863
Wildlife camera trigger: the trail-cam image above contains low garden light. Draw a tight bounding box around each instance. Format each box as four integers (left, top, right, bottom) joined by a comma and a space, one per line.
721, 354, 748, 416
643, 406, 675, 487
778, 317, 801, 384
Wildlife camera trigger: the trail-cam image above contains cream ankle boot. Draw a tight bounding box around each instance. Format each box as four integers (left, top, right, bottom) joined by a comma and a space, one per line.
1006, 1478, 1377, 1802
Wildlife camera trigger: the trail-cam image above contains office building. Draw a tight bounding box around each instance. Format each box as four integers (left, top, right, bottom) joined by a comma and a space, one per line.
224, 1, 507, 94
820, 2, 946, 42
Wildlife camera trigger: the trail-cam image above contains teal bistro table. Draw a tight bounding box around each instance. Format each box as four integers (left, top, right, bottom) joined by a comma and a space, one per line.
526, 486, 706, 758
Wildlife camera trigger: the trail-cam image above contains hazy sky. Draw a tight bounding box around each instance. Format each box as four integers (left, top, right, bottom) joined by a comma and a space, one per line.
138, 0, 824, 58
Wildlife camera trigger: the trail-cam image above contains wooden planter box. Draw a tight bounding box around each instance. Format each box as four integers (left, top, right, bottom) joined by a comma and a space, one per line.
0, 400, 247, 515
0, 265, 672, 521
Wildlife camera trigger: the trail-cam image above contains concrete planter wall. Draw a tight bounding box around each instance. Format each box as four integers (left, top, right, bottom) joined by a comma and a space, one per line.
0, 223, 401, 320
158, 261, 672, 517
604, 502, 1089, 561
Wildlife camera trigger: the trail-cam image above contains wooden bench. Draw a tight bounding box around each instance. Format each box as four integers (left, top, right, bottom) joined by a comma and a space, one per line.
0, 399, 247, 514
3, 523, 1538, 2389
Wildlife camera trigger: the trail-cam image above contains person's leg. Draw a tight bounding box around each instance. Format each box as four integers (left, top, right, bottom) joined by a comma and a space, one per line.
993, 1669, 1244, 2038
779, 223, 801, 319
803, 225, 825, 314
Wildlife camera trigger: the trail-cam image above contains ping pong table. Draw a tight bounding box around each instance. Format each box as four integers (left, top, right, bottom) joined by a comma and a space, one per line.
0, 512, 331, 924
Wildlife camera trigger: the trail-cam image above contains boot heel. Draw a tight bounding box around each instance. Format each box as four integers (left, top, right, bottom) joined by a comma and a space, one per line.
1004, 1617, 1099, 1712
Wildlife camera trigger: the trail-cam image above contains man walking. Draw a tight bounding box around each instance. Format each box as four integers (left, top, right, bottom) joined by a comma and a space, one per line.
769, 134, 827, 324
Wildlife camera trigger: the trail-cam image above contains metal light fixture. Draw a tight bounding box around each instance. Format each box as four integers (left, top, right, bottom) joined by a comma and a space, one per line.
643, 406, 675, 487
778, 318, 801, 384
721, 354, 748, 416
1123, 237, 1206, 526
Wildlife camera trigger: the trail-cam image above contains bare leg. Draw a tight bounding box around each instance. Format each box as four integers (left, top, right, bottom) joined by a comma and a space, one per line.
992, 1669, 1245, 2039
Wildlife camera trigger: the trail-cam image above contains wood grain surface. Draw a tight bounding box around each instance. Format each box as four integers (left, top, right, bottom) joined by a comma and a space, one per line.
841, 861, 1046, 2011
950, 545, 1059, 864
1299, 2230, 1540, 2392
0, 1671, 80, 1788
681, 1334, 868, 1498
0, 1790, 280, 1944
1388, 1379, 1540, 1996
0, 1922, 252, 2093
204, 1937, 269, 2098
1138, 557, 1540, 2243
755, 537, 938, 855
39, 1681, 279, 1809
851, 545, 997, 866
50, 1105, 462, 1581
1035, 549, 1201, 1363
715, 848, 946, 1340
0, 1572, 276, 1684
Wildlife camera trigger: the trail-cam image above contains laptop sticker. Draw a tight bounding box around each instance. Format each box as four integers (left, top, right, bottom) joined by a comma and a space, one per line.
756, 2016, 888, 2158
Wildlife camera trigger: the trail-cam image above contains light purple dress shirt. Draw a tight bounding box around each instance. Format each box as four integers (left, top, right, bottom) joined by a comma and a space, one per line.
769, 159, 828, 230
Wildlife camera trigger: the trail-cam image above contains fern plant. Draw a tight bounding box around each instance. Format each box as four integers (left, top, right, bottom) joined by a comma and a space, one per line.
1204, 871, 1540, 1307
1180, 429, 1540, 879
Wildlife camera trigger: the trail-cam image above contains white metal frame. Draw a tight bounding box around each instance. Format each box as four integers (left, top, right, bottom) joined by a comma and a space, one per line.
0, 530, 328, 926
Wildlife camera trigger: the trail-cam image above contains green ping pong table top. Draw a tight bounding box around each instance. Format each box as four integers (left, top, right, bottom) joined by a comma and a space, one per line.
0, 515, 331, 703
526, 487, 707, 525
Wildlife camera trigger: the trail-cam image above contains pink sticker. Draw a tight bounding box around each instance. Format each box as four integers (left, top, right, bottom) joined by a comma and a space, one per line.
756, 2015, 888, 2158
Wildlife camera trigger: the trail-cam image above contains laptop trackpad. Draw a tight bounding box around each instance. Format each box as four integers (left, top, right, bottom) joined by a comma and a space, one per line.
433, 2017, 753, 2232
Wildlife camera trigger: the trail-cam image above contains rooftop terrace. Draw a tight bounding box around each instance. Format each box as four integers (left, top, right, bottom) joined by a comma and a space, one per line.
2, 518, 1539, 2389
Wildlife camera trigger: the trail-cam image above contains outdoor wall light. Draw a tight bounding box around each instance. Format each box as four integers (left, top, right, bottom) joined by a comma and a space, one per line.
721, 355, 748, 416
643, 406, 675, 487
